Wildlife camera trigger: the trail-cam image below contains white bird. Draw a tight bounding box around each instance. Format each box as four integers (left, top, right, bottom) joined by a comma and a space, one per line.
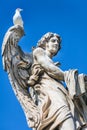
13, 8, 24, 27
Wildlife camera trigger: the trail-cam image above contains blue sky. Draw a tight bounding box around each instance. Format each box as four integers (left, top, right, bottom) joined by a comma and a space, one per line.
0, 0, 87, 130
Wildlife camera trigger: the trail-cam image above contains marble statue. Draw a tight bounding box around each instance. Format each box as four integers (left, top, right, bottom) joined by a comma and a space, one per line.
2, 13, 87, 130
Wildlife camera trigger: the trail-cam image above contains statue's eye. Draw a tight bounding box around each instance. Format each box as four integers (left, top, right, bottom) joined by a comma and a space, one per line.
51, 39, 58, 43
51, 39, 56, 42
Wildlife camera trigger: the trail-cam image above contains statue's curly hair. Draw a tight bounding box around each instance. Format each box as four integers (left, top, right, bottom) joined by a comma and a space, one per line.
37, 32, 62, 51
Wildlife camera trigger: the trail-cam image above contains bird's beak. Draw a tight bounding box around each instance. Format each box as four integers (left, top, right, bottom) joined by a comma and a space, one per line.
20, 8, 23, 11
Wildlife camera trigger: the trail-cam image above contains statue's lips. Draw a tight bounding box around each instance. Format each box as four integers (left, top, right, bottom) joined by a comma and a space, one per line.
52, 45, 58, 49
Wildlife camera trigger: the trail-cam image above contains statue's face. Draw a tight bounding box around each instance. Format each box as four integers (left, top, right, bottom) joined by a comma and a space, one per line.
46, 36, 59, 56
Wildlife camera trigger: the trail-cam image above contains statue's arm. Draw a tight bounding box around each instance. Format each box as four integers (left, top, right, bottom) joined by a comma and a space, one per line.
33, 47, 64, 81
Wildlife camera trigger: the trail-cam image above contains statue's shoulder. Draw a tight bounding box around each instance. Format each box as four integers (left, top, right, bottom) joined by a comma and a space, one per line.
33, 47, 45, 57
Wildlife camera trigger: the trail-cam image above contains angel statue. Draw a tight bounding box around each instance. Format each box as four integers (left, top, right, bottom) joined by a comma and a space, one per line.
2, 10, 87, 130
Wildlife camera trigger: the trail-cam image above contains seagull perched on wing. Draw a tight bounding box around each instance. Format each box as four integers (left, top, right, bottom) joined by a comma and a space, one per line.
13, 8, 24, 27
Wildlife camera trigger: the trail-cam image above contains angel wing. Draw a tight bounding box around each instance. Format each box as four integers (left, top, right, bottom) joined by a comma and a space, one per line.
2, 25, 40, 128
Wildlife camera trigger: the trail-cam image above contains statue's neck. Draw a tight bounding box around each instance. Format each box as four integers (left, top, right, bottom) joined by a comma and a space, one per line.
45, 50, 53, 59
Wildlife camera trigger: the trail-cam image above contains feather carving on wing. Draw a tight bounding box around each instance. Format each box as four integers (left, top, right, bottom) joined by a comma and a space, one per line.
2, 25, 40, 128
